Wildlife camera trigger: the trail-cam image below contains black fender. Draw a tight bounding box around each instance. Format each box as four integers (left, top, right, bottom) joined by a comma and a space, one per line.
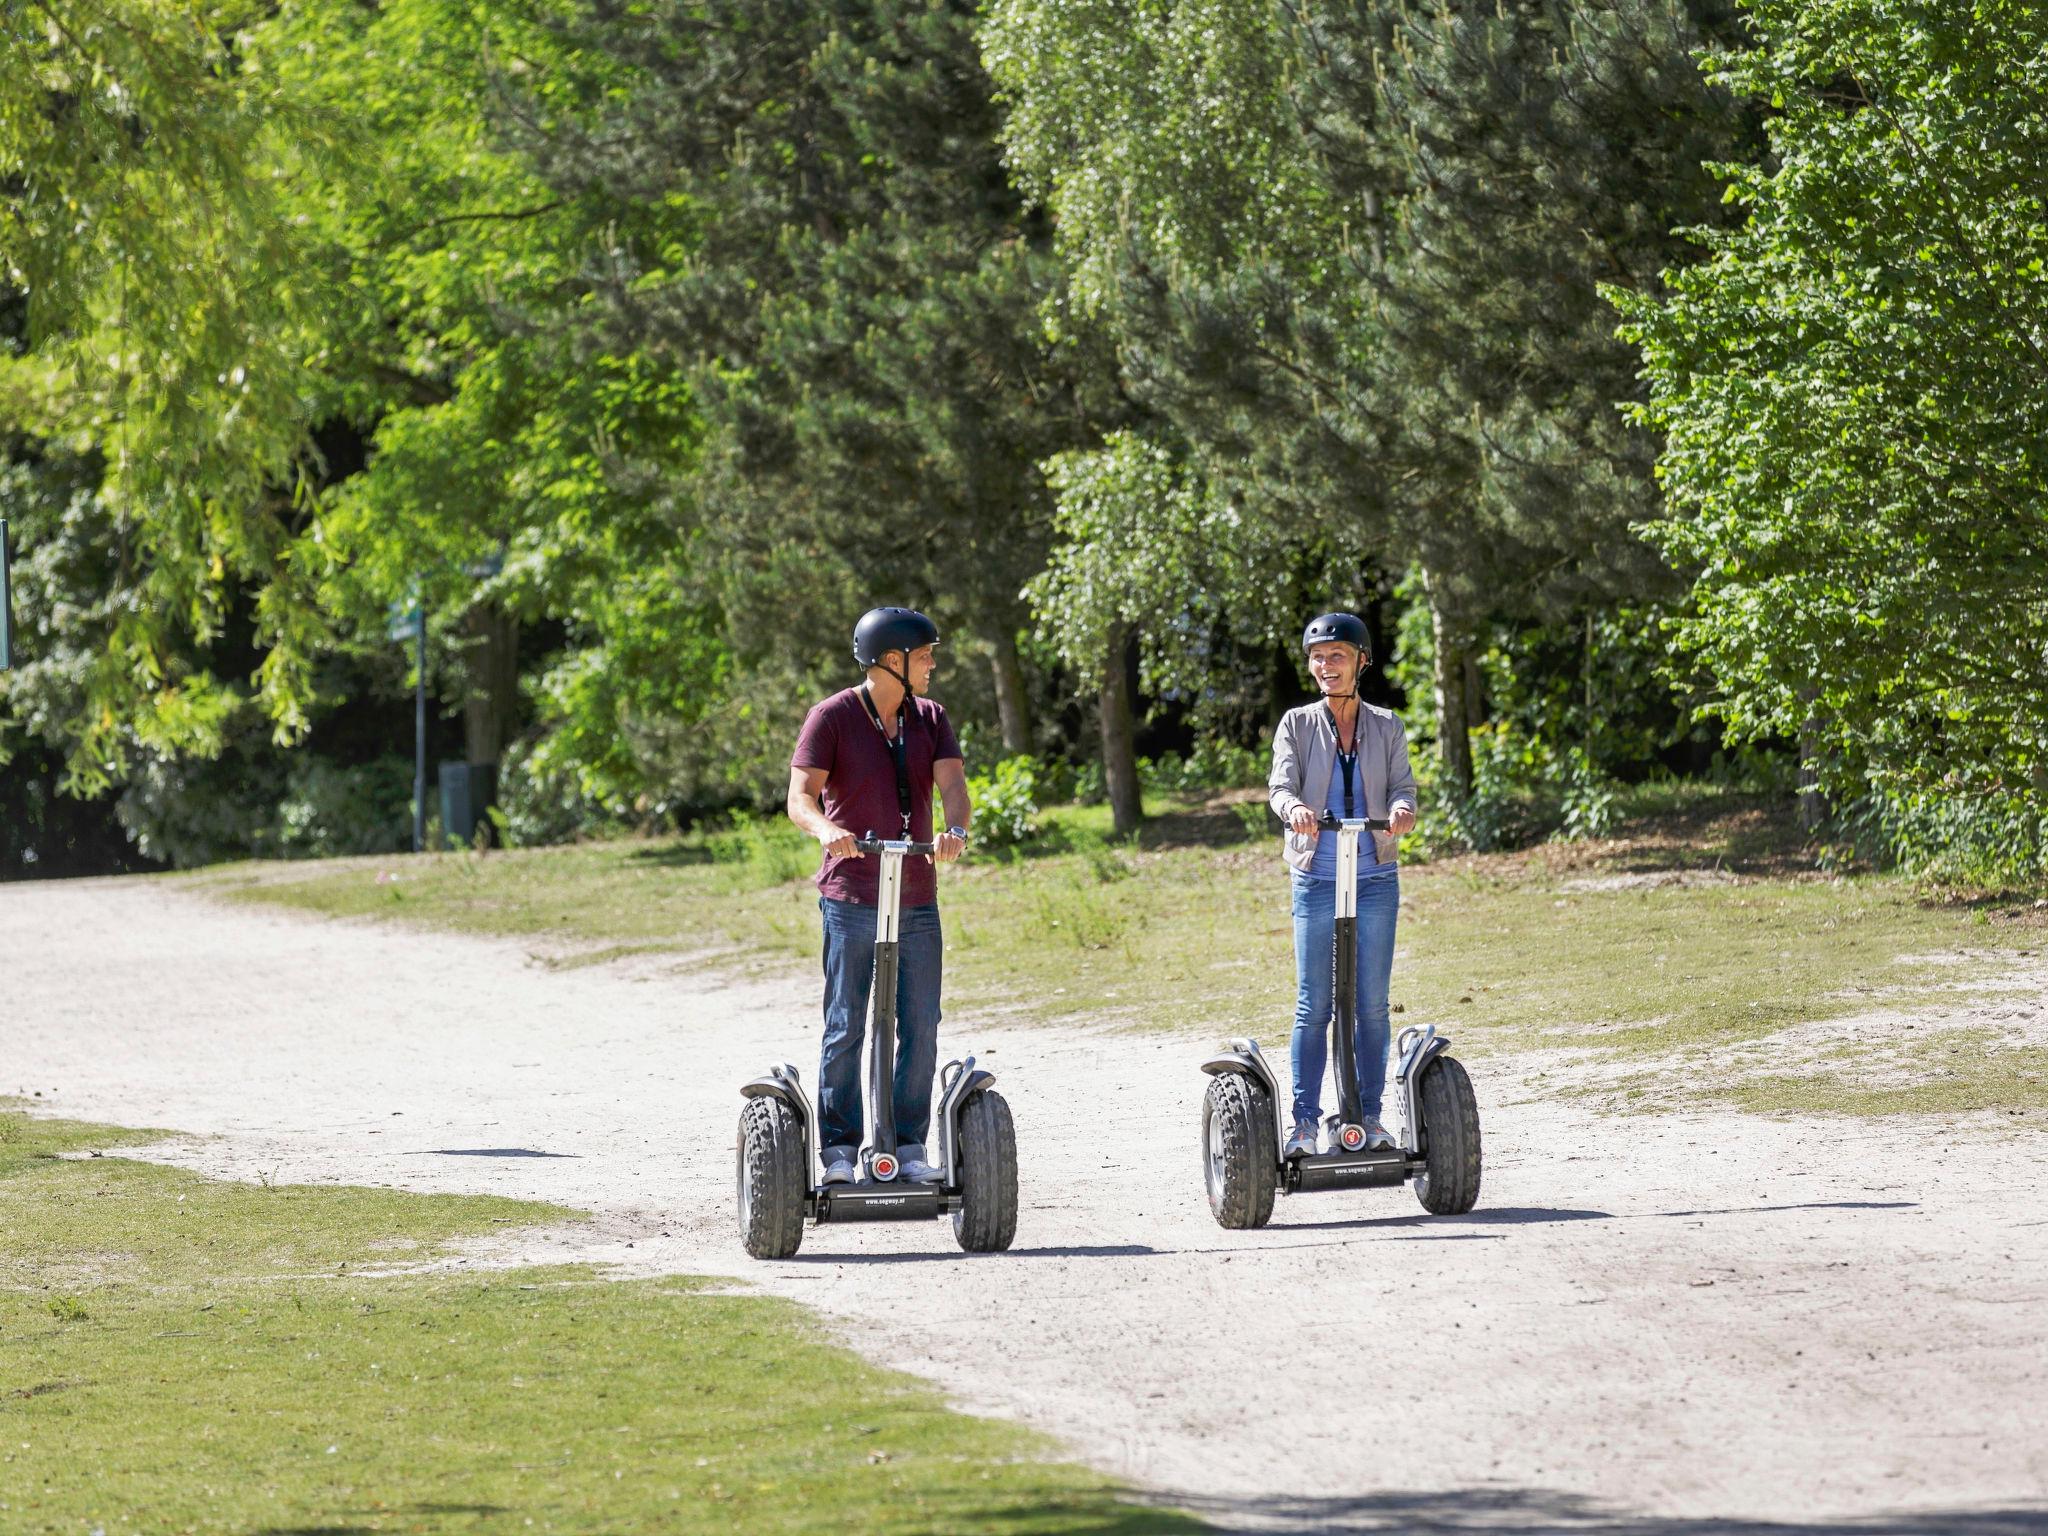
935, 1056, 997, 1188
741, 1062, 816, 1188
1394, 1026, 1451, 1155
1201, 1037, 1283, 1159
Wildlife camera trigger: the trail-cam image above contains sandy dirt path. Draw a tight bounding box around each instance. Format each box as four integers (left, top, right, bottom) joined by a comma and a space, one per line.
5, 876, 2046, 1533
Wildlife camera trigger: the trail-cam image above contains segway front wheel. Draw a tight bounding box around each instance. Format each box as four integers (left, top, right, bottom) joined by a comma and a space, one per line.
1414, 1054, 1482, 1215
953, 1088, 1018, 1253
737, 1096, 807, 1259
1202, 1072, 1276, 1229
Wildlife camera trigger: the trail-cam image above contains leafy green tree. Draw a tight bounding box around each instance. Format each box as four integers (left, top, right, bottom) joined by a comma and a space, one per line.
1618, 0, 2048, 879
0, 1, 351, 778
524, 0, 1112, 774
989, 0, 1749, 799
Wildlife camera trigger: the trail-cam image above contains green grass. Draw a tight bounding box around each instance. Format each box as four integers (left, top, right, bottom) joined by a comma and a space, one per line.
0, 1108, 1195, 1534
192, 791, 2048, 1119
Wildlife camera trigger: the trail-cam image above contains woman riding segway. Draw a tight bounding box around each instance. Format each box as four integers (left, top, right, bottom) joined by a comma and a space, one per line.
1269, 613, 1418, 1158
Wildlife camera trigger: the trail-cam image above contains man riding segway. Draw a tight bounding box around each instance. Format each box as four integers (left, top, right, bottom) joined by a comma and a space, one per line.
785, 606, 972, 1187
737, 605, 1016, 1259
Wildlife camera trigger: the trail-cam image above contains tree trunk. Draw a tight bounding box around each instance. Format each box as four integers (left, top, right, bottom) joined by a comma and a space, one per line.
1426, 572, 1474, 800
985, 625, 1032, 756
1797, 695, 1827, 835
1100, 627, 1142, 837
462, 602, 521, 770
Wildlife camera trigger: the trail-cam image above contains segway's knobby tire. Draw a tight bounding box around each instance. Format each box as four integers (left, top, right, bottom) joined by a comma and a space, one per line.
1203, 1072, 1276, 1229
737, 1096, 807, 1259
953, 1088, 1018, 1253
1415, 1054, 1482, 1215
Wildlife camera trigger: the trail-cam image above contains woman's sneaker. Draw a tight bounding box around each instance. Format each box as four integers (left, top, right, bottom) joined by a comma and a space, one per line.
1284, 1120, 1319, 1158
1363, 1119, 1395, 1151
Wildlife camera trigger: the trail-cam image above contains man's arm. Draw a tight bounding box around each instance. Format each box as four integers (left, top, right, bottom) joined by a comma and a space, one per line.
788, 765, 858, 858
933, 757, 971, 864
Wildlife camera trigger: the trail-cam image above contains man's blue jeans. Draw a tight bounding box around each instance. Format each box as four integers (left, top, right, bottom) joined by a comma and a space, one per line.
1289, 871, 1399, 1126
817, 896, 943, 1158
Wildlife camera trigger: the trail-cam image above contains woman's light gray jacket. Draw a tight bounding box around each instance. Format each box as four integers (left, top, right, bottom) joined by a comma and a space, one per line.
1267, 702, 1420, 874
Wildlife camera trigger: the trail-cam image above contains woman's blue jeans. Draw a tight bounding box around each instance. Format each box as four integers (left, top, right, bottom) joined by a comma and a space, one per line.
1289, 871, 1399, 1127
817, 896, 943, 1158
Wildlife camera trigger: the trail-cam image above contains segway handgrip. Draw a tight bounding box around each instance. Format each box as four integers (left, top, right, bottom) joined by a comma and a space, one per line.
853, 835, 938, 856
1315, 812, 1391, 831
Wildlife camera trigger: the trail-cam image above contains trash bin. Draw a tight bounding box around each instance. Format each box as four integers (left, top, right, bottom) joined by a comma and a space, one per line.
438, 760, 500, 848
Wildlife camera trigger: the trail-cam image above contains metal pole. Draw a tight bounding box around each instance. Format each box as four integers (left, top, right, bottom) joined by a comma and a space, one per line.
0, 517, 13, 672
413, 603, 427, 854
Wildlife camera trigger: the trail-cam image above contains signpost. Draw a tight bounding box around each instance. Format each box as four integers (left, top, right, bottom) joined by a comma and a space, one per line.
387, 587, 426, 853
1, 517, 13, 672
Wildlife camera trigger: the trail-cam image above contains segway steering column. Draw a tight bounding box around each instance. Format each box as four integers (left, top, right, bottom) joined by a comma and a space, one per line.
856, 834, 934, 1183
1319, 811, 1389, 1154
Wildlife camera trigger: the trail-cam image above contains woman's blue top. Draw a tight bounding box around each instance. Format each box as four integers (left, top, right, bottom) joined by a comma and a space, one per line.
1304, 755, 1398, 883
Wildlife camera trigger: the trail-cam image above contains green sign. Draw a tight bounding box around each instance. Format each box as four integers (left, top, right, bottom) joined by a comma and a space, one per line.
1, 517, 13, 672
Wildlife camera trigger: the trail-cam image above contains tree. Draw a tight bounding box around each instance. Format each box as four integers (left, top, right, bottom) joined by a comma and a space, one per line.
1030, 432, 1310, 833
526, 0, 1113, 770
988, 0, 1750, 797
1618, 0, 2048, 878
0, 1, 352, 780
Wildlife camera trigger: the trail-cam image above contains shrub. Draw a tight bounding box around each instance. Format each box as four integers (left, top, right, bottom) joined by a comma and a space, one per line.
967, 755, 1041, 849
703, 808, 817, 887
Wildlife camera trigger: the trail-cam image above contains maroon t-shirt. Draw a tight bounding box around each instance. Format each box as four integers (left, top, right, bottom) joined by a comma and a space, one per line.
791, 687, 962, 906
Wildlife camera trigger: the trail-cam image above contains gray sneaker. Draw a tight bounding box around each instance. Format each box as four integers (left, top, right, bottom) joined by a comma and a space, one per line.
1363, 1119, 1395, 1151
1284, 1120, 1319, 1158
900, 1143, 943, 1183
820, 1147, 857, 1185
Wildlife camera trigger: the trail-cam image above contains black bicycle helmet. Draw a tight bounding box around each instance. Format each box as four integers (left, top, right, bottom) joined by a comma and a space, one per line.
853, 606, 940, 668
1302, 611, 1371, 661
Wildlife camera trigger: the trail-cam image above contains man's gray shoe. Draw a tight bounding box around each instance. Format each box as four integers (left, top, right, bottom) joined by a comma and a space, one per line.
1363, 1119, 1396, 1151
899, 1143, 944, 1183
820, 1147, 857, 1185
1284, 1120, 1319, 1158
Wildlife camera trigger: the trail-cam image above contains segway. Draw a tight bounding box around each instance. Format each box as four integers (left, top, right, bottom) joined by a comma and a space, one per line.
737, 835, 1019, 1259
1200, 813, 1481, 1227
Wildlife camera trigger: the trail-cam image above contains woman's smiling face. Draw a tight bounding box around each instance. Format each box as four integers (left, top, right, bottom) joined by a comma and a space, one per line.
1307, 640, 1360, 695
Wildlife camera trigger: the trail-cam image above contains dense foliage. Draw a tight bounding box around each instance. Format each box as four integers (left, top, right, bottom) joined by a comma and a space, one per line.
2, 0, 2042, 889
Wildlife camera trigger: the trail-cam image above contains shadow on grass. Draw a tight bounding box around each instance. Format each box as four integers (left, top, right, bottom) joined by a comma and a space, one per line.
1177, 1487, 2048, 1535
622, 842, 717, 869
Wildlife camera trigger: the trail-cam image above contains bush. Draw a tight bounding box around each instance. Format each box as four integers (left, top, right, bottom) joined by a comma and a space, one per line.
703, 808, 817, 887
1834, 784, 2048, 896
1138, 740, 1264, 796
498, 742, 622, 848
967, 755, 1041, 849
274, 755, 413, 858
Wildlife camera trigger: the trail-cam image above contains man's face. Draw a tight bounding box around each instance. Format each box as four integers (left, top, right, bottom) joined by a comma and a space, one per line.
1307, 640, 1361, 695
902, 644, 938, 695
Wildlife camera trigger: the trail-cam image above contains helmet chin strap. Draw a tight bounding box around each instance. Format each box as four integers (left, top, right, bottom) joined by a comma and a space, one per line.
870, 655, 915, 700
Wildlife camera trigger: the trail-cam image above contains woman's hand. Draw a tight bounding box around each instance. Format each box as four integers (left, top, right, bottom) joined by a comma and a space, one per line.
1287, 804, 1319, 838
1388, 805, 1416, 838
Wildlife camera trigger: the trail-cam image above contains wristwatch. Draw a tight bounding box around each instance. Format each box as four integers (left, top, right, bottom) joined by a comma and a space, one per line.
946, 825, 970, 841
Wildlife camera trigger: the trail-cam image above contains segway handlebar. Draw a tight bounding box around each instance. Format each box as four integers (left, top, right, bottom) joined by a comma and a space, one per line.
853, 835, 938, 856
1315, 812, 1391, 831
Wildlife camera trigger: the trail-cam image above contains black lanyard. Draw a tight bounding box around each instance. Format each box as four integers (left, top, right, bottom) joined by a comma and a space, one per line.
1323, 702, 1357, 819
861, 685, 914, 835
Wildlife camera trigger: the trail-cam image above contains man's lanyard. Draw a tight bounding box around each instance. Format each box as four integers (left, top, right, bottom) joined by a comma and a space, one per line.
861, 685, 914, 835
1323, 701, 1358, 819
